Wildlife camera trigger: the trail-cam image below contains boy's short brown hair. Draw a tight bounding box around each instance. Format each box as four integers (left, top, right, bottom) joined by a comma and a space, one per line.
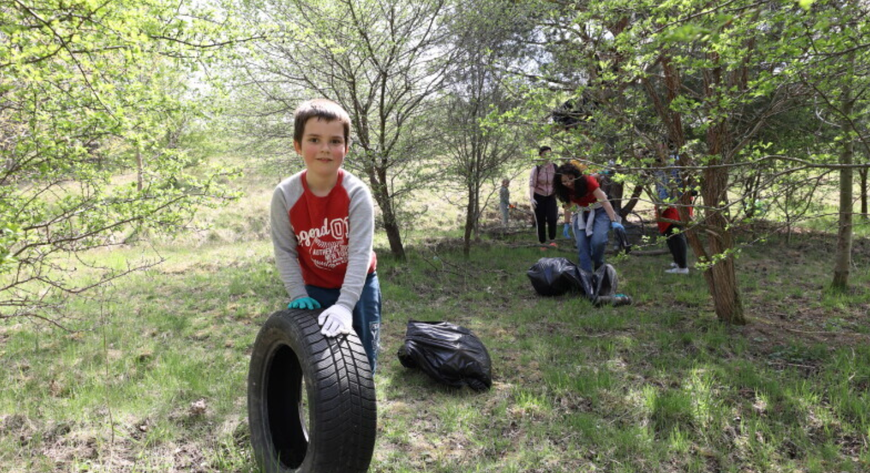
293, 99, 351, 144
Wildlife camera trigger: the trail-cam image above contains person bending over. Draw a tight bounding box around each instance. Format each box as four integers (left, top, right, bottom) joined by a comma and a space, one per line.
653, 147, 693, 275
553, 161, 624, 272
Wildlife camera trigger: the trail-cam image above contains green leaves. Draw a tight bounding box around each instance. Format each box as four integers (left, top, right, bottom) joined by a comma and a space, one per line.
663, 24, 710, 43
0, 218, 22, 274
1, 0, 240, 322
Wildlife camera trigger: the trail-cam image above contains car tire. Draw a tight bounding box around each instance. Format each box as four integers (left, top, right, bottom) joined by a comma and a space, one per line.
248, 308, 376, 473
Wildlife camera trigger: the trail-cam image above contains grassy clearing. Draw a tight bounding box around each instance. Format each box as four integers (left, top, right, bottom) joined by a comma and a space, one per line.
2, 162, 870, 472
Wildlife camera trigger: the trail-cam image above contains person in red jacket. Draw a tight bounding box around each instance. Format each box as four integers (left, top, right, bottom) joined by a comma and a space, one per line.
270, 99, 381, 370
654, 148, 694, 275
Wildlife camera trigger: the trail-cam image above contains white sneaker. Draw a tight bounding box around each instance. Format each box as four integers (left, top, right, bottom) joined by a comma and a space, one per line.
665, 267, 689, 274
669, 262, 678, 268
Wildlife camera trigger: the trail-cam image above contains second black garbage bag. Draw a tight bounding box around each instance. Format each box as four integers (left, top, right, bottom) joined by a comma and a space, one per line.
397, 320, 492, 392
527, 257, 632, 306
526, 257, 582, 296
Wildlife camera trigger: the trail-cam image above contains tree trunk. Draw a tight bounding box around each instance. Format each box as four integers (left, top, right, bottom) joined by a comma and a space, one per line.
463, 184, 476, 258
688, 156, 746, 325
692, 87, 746, 325
136, 146, 143, 192
606, 178, 624, 214
649, 52, 745, 324
369, 166, 405, 261
699, 208, 745, 325
619, 184, 645, 217
859, 168, 867, 221
380, 197, 405, 261
743, 172, 761, 218
832, 59, 855, 291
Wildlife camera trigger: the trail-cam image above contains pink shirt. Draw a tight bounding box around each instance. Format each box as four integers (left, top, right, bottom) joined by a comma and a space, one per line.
529, 162, 556, 196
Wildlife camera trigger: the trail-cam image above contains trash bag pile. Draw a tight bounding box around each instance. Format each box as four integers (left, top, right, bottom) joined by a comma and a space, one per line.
527, 257, 632, 306
397, 320, 492, 391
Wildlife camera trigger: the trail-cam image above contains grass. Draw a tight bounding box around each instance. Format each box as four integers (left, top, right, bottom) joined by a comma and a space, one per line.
2, 161, 870, 472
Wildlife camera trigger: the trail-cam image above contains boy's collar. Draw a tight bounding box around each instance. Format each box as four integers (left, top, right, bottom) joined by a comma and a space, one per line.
302, 168, 344, 196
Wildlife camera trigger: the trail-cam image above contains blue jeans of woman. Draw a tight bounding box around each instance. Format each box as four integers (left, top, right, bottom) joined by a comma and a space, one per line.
573, 209, 610, 272
306, 272, 382, 373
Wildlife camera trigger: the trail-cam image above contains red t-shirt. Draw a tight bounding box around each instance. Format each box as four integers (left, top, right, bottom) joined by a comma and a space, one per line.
287, 170, 376, 289
569, 175, 601, 208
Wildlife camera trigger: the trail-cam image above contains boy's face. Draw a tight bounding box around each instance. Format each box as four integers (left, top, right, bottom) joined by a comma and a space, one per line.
294, 118, 348, 178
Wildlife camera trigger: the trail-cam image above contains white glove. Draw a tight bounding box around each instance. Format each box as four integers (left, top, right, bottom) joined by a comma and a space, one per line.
530, 199, 537, 210
318, 305, 353, 337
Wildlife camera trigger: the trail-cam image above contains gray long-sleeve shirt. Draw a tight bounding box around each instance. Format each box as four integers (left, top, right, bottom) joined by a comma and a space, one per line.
270, 169, 377, 312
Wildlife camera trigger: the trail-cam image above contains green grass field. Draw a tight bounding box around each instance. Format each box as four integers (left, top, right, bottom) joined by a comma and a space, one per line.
2, 160, 870, 472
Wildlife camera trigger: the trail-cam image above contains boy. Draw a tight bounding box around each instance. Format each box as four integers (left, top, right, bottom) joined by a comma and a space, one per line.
270, 98, 381, 371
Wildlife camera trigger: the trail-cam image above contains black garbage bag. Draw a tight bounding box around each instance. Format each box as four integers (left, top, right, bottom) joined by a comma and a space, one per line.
591, 263, 633, 306
569, 263, 633, 306
565, 265, 595, 299
612, 225, 632, 254
528, 258, 632, 306
527, 257, 578, 296
563, 264, 615, 301
397, 320, 492, 391
593, 263, 618, 297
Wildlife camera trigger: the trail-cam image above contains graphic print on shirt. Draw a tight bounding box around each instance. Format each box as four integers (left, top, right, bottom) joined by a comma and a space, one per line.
296, 217, 349, 271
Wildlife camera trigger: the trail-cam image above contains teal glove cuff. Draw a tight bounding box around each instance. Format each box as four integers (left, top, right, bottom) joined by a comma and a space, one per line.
611, 221, 625, 231
288, 296, 322, 310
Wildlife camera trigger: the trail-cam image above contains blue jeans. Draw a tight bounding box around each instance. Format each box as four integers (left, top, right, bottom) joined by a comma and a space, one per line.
306, 272, 382, 373
573, 209, 610, 272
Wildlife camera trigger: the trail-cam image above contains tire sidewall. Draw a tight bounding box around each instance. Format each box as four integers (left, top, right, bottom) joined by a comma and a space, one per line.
248, 310, 320, 473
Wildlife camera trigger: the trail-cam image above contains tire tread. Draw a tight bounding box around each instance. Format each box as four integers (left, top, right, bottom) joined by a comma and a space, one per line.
248, 309, 376, 473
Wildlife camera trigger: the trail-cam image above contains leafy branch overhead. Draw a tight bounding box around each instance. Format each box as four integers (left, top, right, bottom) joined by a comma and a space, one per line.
0, 0, 246, 325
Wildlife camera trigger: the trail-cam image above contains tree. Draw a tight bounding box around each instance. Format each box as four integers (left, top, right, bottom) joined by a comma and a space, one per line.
507, 0, 863, 324
0, 0, 239, 326
434, 0, 531, 257
229, 0, 458, 260
789, 0, 870, 291
438, 82, 527, 258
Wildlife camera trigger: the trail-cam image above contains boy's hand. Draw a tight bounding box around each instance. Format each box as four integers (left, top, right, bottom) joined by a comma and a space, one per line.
318, 305, 353, 337
288, 296, 322, 310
